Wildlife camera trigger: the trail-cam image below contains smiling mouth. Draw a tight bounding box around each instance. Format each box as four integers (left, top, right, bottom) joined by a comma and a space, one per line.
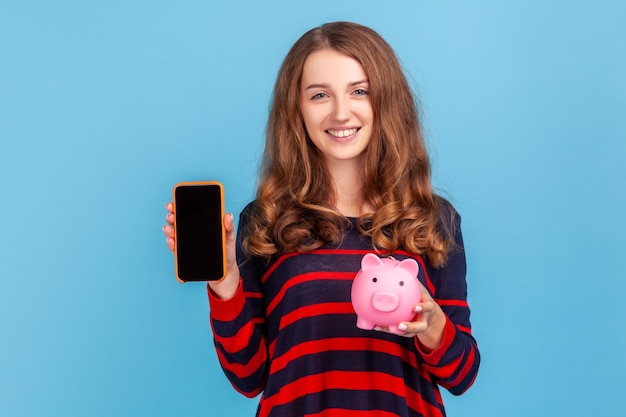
326, 128, 359, 138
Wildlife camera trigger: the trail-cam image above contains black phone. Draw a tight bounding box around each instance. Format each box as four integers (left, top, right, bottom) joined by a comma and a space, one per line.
172, 181, 226, 283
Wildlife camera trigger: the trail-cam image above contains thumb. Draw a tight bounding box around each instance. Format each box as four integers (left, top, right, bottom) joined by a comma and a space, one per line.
223, 213, 237, 267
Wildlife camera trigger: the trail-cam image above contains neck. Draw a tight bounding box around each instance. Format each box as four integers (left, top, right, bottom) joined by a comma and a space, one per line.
325, 157, 369, 217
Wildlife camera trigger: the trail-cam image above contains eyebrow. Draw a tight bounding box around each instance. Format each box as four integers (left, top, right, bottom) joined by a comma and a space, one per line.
304, 79, 369, 90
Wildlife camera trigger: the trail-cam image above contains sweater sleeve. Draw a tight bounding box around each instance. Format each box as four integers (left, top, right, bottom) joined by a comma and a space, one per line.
415, 207, 480, 395
208, 206, 269, 398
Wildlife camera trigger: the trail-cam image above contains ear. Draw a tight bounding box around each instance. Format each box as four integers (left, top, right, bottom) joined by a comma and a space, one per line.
397, 258, 419, 278
361, 253, 384, 271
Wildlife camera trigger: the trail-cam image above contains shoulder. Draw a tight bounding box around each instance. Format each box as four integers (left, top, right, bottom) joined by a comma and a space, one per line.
434, 195, 460, 228
432, 195, 464, 259
235, 201, 263, 262
239, 200, 259, 225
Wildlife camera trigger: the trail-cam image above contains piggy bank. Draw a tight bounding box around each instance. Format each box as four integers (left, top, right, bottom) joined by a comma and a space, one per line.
351, 253, 421, 334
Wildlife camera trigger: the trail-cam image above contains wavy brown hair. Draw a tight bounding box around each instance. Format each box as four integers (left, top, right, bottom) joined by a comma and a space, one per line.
242, 21, 455, 268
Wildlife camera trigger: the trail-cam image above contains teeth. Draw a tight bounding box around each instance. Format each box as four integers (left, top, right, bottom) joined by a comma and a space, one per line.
328, 128, 357, 138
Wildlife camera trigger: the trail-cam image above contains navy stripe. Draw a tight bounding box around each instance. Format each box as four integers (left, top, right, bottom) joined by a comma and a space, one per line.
219, 363, 267, 396
270, 313, 406, 357
212, 308, 258, 339
269, 389, 436, 417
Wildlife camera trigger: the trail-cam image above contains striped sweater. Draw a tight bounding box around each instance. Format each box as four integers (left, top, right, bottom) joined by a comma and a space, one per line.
208, 203, 480, 416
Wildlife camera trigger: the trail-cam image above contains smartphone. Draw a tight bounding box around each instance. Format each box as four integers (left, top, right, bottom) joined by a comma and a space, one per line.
172, 181, 226, 283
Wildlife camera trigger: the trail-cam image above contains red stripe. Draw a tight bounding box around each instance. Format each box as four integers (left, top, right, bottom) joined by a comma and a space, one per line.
445, 346, 477, 390
458, 370, 480, 395
420, 325, 477, 388
305, 409, 402, 417
214, 336, 267, 379
208, 279, 245, 322
261, 252, 301, 284
457, 324, 472, 334
279, 302, 355, 330
258, 371, 442, 417
423, 349, 463, 380
436, 298, 468, 308
433, 386, 444, 407
265, 271, 355, 316
244, 290, 263, 299
416, 316, 455, 363
269, 338, 277, 359
213, 320, 256, 352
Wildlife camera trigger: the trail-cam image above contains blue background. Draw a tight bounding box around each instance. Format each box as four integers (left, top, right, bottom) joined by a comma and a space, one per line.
1, 1, 624, 416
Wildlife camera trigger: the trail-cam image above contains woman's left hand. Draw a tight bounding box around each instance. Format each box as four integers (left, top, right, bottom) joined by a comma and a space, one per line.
376, 282, 447, 351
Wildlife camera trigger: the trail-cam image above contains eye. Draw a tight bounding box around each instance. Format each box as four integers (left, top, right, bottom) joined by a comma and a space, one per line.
399, 281, 404, 286
372, 277, 378, 283
311, 92, 328, 100
353, 88, 369, 96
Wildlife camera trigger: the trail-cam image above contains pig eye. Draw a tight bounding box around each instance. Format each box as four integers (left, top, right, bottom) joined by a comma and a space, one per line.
399, 281, 405, 286
372, 277, 378, 283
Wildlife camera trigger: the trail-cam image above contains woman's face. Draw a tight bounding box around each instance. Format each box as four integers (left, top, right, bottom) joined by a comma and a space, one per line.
299, 48, 374, 167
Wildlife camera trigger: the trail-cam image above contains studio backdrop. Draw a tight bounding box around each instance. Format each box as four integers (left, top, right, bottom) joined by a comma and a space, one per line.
1, 1, 624, 416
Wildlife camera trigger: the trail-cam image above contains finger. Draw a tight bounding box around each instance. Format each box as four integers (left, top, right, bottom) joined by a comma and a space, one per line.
374, 325, 406, 337
374, 324, 415, 338
223, 212, 235, 233
397, 319, 428, 336
223, 213, 237, 268
414, 299, 436, 315
165, 202, 173, 213
163, 225, 174, 239
163, 223, 175, 252
165, 212, 175, 225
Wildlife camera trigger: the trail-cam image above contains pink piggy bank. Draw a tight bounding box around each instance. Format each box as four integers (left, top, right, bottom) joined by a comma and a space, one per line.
351, 253, 421, 334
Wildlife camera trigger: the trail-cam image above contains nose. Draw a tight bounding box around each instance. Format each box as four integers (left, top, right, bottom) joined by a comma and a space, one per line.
332, 96, 350, 122
372, 291, 399, 312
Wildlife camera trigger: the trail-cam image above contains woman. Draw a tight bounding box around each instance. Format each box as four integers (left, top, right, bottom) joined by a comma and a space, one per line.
164, 21, 479, 417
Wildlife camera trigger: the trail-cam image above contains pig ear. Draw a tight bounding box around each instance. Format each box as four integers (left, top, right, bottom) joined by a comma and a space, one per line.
361, 253, 384, 271
397, 258, 419, 277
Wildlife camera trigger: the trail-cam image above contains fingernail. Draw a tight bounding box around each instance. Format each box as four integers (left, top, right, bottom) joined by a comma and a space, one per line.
398, 323, 408, 331
374, 326, 382, 331
414, 306, 423, 313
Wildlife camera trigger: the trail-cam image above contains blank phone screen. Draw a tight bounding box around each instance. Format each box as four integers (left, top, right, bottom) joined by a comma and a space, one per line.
174, 183, 225, 281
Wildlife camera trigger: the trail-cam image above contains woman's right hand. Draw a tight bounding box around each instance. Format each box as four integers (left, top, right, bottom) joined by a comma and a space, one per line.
163, 202, 241, 300
163, 203, 176, 252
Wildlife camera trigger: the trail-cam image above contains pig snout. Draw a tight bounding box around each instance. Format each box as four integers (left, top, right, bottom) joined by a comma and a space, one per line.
372, 291, 399, 312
